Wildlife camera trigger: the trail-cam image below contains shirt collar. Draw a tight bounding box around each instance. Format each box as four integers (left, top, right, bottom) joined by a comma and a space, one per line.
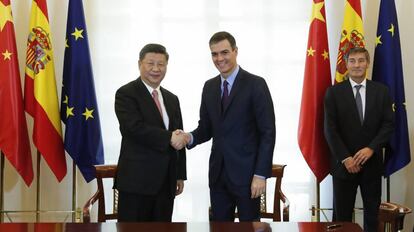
141, 78, 161, 94
221, 65, 239, 87
349, 77, 367, 88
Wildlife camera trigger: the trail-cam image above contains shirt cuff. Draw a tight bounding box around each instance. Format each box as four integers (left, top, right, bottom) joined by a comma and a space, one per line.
188, 133, 194, 146
254, 174, 266, 179
342, 156, 352, 164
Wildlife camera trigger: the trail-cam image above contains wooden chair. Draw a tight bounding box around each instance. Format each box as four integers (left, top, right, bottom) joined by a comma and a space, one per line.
378, 202, 412, 232
83, 164, 118, 222
259, 164, 289, 221
209, 164, 289, 221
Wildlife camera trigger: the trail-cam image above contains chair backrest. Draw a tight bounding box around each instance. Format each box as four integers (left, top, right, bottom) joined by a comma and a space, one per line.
378, 202, 412, 232
260, 164, 289, 221
83, 164, 118, 222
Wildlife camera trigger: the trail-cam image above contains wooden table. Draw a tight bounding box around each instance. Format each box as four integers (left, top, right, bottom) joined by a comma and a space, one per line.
0, 222, 363, 232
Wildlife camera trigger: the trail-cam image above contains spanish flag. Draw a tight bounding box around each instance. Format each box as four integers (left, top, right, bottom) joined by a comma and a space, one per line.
335, 0, 365, 83
24, 0, 67, 181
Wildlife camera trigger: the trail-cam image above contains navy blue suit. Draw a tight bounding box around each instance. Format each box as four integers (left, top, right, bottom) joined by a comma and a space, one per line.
189, 67, 275, 221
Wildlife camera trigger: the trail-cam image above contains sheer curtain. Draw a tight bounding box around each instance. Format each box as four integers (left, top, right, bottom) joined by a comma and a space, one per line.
87, 0, 330, 222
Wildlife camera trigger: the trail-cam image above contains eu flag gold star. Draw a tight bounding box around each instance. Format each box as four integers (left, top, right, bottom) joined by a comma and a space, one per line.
388, 23, 395, 37
82, 107, 94, 120
375, 35, 382, 47
71, 27, 84, 41
0, 1, 13, 32
63, 95, 69, 104
66, 106, 75, 118
2, 50, 12, 60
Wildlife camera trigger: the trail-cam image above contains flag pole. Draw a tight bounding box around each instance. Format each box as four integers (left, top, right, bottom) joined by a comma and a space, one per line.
316, 181, 320, 222
386, 176, 390, 202
36, 151, 41, 222
72, 162, 77, 222
1, 151, 4, 222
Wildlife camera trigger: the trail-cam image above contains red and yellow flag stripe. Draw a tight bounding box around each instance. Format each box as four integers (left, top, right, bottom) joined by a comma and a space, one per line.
24, 0, 66, 181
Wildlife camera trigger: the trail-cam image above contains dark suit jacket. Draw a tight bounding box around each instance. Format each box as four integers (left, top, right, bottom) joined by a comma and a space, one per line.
324, 79, 394, 180
114, 78, 186, 196
189, 67, 276, 187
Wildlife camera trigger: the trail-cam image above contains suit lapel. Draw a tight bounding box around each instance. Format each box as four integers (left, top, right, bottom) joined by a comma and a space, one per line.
211, 76, 223, 116
364, 80, 374, 125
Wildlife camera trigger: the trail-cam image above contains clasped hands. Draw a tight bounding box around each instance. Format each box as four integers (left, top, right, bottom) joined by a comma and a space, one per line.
344, 147, 374, 174
170, 129, 190, 150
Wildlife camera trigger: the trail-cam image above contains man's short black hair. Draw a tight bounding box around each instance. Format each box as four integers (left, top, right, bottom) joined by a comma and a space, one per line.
139, 43, 169, 61
209, 31, 237, 50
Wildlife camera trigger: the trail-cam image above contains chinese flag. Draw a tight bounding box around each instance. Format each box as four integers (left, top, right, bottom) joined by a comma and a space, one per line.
24, 0, 67, 181
0, 0, 34, 186
335, 0, 365, 83
298, 0, 331, 183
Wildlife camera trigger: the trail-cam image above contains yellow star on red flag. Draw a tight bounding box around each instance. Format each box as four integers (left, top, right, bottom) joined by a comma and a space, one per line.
0, 1, 13, 31
307, 46, 315, 57
311, 1, 325, 23
2, 49, 12, 60
322, 50, 329, 60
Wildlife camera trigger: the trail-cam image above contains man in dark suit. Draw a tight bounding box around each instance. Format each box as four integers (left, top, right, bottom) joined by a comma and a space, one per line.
114, 44, 187, 222
324, 47, 394, 232
185, 31, 276, 221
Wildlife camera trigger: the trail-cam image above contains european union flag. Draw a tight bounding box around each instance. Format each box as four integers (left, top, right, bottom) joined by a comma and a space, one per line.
61, 0, 104, 182
372, 0, 411, 177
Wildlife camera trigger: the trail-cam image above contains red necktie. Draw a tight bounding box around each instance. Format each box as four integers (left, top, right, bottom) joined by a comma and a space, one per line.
152, 89, 163, 117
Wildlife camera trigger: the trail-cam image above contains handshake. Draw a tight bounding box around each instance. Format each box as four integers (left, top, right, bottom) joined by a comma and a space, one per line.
170, 129, 191, 150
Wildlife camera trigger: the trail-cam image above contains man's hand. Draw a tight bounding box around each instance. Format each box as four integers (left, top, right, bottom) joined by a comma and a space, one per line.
251, 176, 266, 199
170, 130, 190, 150
353, 147, 374, 166
176, 180, 184, 195
343, 157, 361, 174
